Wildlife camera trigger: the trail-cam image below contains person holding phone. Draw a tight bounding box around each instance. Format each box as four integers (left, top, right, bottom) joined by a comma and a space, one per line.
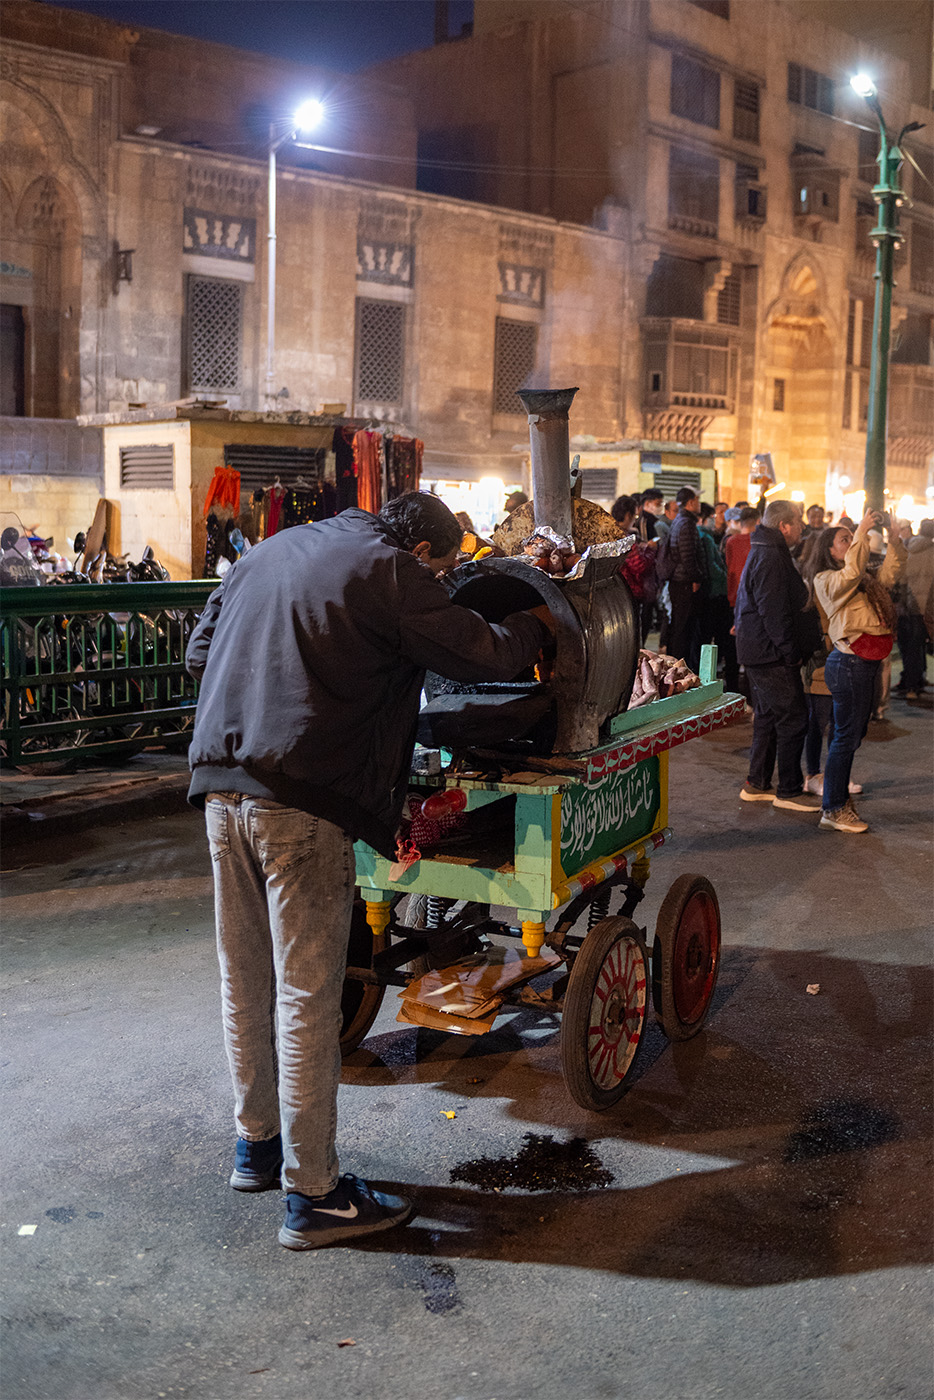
813, 510, 906, 833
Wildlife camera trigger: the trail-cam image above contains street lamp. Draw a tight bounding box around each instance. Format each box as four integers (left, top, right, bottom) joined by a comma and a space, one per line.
266, 100, 325, 408
849, 74, 925, 511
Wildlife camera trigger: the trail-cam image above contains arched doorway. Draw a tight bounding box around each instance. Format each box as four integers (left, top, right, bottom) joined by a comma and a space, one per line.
761, 260, 837, 505
1, 92, 88, 419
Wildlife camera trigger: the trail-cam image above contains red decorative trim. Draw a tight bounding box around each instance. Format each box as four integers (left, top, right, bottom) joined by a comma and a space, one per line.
586, 696, 746, 784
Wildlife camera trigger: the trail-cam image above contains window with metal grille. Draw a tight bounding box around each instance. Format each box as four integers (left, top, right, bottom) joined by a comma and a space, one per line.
787, 63, 834, 116
860, 300, 874, 368
654, 469, 702, 498
580, 467, 619, 504
846, 297, 856, 366
223, 443, 325, 493
716, 273, 742, 326
857, 127, 878, 183
855, 199, 876, 256
735, 162, 766, 221
668, 146, 719, 237
354, 298, 406, 405
186, 276, 243, 394
772, 379, 785, 412
119, 444, 175, 489
910, 221, 934, 295
670, 55, 720, 130
493, 318, 538, 414
733, 80, 759, 143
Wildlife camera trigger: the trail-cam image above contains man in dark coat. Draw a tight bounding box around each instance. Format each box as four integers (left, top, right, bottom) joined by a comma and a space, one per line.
734, 499, 820, 811
185, 492, 549, 1250
667, 486, 705, 671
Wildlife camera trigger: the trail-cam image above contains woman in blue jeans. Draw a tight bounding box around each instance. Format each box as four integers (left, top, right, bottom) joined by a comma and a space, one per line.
813, 511, 905, 833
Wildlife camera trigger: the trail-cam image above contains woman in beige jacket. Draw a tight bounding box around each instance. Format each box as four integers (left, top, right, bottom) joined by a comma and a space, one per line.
812, 511, 906, 833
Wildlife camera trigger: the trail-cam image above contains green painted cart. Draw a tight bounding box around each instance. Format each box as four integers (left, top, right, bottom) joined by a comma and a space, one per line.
343, 646, 745, 1112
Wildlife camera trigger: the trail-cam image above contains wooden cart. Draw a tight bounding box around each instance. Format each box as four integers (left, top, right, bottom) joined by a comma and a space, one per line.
343, 648, 745, 1111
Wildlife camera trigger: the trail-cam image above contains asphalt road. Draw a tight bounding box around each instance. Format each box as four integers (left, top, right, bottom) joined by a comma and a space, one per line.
2, 696, 931, 1400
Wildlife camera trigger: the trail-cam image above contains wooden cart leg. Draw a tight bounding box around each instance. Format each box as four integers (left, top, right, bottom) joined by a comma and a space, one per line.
364, 897, 391, 938
517, 910, 548, 959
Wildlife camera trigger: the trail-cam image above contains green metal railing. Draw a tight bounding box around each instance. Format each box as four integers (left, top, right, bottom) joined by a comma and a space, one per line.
0, 581, 216, 764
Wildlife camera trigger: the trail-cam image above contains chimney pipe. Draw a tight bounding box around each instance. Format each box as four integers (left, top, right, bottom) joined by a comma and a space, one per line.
517, 386, 579, 543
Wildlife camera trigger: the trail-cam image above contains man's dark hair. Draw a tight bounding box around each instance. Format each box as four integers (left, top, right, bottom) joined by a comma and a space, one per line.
699, 502, 715, 521
675, 487, 698, 507
739, 506, 760, 525
807, 503, 824, 515
920, 518, 934, 540
611, 493, 637, 522
378, 492, 463, 557
641, 487, 663, 504
504, 491, 528, 511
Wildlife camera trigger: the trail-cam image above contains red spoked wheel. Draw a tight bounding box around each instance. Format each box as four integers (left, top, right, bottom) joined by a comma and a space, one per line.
561, 917, 649, 1111
652, 874, 721, 1041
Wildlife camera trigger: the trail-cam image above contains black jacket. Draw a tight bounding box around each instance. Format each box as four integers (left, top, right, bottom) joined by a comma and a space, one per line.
185, 510, 546, 857
734, 523, 811, 668
668, 508, 705, 584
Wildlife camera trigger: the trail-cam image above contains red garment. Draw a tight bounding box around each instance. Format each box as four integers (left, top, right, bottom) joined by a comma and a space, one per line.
353, 430, 383, 514
725, 531, 752, 607
202, 466, 241, 516
266, 485, 285, 536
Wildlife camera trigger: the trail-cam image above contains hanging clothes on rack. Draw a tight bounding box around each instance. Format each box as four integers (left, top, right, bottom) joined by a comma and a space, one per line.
202, 465, 241, 516
281, 481, 325, 529
266, 483, 286, 536
333, 427, 358, 512
353, 429, 383, 514
386, 435, 423, 499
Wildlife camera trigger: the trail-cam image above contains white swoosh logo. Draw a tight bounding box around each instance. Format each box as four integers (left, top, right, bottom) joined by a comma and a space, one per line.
314, 1203, 359, 1219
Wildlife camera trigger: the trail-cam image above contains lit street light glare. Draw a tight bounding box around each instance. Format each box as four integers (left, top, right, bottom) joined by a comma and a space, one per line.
850, 73, 877, 98
294, 98, 325, 133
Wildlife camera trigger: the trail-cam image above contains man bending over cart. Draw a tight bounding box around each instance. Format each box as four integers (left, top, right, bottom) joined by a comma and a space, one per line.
185, 492, 550, 1251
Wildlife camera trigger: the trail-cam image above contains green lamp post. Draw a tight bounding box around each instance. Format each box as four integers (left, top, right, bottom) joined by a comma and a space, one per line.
850, 74, 925, 512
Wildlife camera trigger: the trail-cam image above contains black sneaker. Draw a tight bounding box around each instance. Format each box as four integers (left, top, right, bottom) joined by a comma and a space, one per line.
229, 1133, 283, 1192
278, 1174, 414, 1250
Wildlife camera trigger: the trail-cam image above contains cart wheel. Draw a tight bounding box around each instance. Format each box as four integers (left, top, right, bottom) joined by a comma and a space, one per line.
340, 899, 387, 1057
561, 917, 648, 1111
652, 874, 721, 1041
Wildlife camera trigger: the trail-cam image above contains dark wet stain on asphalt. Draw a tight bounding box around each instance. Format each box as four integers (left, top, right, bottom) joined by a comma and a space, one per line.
45, 1207, 77, 1223
450, 1132, 613, 1192
784, 1099, 901, 1162
397, 1235, 461, 1314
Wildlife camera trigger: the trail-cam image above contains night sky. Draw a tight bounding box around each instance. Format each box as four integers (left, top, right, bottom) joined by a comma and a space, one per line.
43, 0, 475, 69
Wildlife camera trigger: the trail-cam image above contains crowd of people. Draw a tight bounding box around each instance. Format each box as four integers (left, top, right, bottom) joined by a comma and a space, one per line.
611, 487, 933, 836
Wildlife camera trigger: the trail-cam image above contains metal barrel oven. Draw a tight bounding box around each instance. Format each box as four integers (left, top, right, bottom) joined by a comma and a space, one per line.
420, 387, 639, 755
428, 555, 638, 753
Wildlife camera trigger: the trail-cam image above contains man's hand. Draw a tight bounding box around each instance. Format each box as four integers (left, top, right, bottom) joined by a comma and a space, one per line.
692, 581, 701, 593
527, 604, 556, 635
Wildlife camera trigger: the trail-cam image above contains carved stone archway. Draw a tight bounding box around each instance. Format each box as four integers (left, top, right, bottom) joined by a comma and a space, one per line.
759, 256, 838, 504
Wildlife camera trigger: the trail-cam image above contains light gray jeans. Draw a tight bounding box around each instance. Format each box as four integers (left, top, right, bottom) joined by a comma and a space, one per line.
205, 793, 356, 1196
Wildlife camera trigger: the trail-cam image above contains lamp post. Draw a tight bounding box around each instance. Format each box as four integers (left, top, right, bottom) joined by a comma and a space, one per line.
265, 99, 325, 409
849, 75, 924, 512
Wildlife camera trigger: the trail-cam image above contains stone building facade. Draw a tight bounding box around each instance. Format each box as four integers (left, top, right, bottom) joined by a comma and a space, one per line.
374, 0, 934, 511
1, 0, 634, 556
1, 0, 932, 549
